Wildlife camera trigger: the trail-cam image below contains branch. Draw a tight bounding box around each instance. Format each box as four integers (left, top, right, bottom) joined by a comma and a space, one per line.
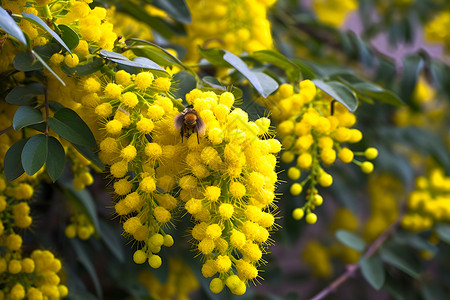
0, 125, 13, 136
309, 209, 406, 300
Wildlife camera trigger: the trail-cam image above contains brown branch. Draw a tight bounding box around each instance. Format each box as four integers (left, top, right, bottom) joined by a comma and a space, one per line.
309, 209, 406, 300
0, 125, 13, 136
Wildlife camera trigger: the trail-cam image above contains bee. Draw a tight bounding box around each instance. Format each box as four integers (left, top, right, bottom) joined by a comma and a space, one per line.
173, 105, 206, 143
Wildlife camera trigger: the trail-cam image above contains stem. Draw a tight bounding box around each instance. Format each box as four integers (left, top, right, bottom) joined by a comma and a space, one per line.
42, 5, 52, 19
43, 77, 49, 135
0, 125, 13, 136
309, 210, 405, 300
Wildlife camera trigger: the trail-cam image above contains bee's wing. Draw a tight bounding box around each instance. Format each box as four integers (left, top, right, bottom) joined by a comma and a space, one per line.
173, 112, 185, 130
196, 117, 206, 136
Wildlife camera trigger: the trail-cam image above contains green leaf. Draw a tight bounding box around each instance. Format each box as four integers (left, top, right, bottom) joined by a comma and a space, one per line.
253, 71, 279, 97
21, 134, 48, 176
12, 106, 43, 131
46, 137, 66, 182
69, 239, 102, 299
57, 24, 79, 50
60, 57, 103, 77
4, 138, 29, 181
22, 12, 73, 56
72, 144, 105, 171
421, 283, 446, 300
172, 71, 197, 101
360, 256, 385, 290
252, 50, 302, 82
152, 0, 191, 24
0, 7, 27, 46
13, 52, 42, 71
100, 50, 168, 74
98, 220, 125, 263
119, 0, 178, 39
202, 76, 226, 90
380, 243, 422, 278
99, 50, 128, 60
197, 47, 229, 67
32, 50, 66, 86
126, 38, 187, 68
223, 50, 278, 97
336, 230, 366, 252
400, 55, 423, 102
60, 180, 101, 235
435, 223, 450, 244
6, 82, 44, 106
48, 108, 96, 148
313, 80, 358, 112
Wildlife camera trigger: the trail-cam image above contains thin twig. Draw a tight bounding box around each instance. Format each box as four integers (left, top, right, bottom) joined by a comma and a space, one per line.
309, 210, 405, 300
0, 125, 13, 136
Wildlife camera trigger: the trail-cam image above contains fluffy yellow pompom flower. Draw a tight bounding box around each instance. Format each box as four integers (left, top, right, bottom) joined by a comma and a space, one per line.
136, 117, 154, 134
104, 83, 122, 98
152, 77, 171, 91
64, 53, 79, 67
121, 92, 139, 108
204, 186, 221, 202
135, 72, 154, 90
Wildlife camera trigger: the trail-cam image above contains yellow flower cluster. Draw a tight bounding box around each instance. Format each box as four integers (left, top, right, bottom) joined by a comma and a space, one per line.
0, 169, 67, 299
258, 80, 376, 224
71, 71, 176, 270
176, 0, 276, 62
65, 213, 95, 240
0, 249, 68, 300
312, 0, 357, 27
178, 89, 280, 295
402, 169, 450, 232
425, 11, 450, 52
139, 258, 199, 300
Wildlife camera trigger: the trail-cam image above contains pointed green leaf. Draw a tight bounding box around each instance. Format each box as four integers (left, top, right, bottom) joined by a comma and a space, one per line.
60, 180, 100, 234
12, 106, 43, 131
46, 137, 66, 182
336, 230, 366, 252
223, 50, 278, 97
4, 138, 29, 181
0, 7, 27, 46
57, 24, 79, 50
69, 239, 102, 299
21, 134, 48, 176
435, 223, 450, 244
22, 12, 72, 56
98, 220, 125, 263
72, 144, 105, 171
173, 71, 197, 101
6, 82, 44, 106
126, 38, 186, 68
197, 47, 229, 67
380, 244, 422, 278
360, 256, 385, 290
31, 50, 66, 86
313, 80, 358, 112
48, 108, 96, 148
252, 71, 279, 97
99, 50, 128, 60
152, 0, 191, 24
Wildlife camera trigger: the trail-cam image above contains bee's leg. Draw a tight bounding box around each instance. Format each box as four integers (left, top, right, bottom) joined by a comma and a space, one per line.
195, 126, 200, 144
180, 126, 184, 142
